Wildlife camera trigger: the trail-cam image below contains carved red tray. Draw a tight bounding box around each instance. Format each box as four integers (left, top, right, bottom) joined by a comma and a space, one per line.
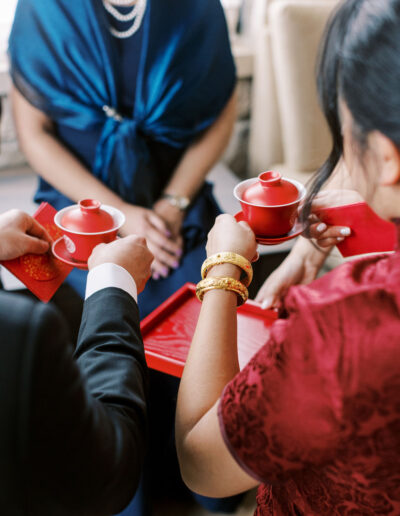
141, 283, 277, 377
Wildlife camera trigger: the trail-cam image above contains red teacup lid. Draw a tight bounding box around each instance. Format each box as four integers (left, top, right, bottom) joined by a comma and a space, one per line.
61, 199, 115, 233
242, 171, 299, 206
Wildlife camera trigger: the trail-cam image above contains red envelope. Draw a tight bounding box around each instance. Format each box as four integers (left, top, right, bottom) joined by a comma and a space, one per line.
316, 202, 397, 257
1, 203, 73, 302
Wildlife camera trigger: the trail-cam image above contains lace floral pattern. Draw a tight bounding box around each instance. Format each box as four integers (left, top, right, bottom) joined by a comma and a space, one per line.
220, 251, 400, 515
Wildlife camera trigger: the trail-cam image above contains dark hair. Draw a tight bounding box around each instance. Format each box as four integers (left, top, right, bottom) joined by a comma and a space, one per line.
301, 0, 400, 224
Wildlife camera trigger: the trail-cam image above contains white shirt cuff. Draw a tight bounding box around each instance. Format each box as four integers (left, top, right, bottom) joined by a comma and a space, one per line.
85, 262, 138, 302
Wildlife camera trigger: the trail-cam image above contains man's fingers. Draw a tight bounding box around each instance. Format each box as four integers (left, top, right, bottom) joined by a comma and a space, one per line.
27, 218, 52, 243
23, 235, 50, 255
238, 220, 252, 231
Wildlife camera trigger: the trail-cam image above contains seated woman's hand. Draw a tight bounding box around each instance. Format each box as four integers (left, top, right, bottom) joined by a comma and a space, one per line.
153, 198, 185, 241
119, 204, 183, 279
307, 189, 363, 247
206, 214, 258, 262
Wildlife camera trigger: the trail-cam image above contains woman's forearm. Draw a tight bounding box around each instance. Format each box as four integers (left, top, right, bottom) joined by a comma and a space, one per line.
177, 264, 240, 437
176, 263, 258, 496
23, 130, 125, 207
163, 89, 237, 200
11, 86, 124, 209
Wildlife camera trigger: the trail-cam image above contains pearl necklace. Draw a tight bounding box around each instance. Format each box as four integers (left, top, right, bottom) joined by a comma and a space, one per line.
103, 0, 147, 39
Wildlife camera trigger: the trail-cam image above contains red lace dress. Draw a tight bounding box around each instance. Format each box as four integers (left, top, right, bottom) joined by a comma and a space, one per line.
219, 248, 400, 515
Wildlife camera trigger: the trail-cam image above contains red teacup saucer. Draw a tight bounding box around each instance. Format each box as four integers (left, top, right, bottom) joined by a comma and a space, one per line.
52, 237, 88, 270
234, 211, 305, 245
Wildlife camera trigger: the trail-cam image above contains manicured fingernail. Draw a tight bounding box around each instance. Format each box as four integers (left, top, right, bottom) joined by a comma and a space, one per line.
153, 273, 160, 280
316, 223, 327, 232
177, 249, 183, 257
172, 261, 179, 269
165, 230, 172, 237
337, 237, 344, 242
161, 267, 169, 277
340, 228, 351, 236
261, 299, 271, 309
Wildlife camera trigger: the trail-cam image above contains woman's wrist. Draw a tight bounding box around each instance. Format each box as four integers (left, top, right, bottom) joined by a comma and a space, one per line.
160, 192, 191, 212
206, 263, 241, 280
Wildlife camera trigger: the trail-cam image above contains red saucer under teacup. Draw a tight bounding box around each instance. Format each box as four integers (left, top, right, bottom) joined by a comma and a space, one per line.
234, 211, 305, 244
52, 237, 89, 270
54, 199, 125, 262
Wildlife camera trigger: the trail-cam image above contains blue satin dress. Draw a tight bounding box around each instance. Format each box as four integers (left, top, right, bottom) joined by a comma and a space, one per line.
35, 8, 217, 319
9, 1, 240, 513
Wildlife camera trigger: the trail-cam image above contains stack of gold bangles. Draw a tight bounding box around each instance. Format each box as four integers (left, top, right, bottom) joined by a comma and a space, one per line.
196, 252, 253, 306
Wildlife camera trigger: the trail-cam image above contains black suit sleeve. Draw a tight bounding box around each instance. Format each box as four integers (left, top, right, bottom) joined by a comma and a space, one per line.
26, 287, 147, 516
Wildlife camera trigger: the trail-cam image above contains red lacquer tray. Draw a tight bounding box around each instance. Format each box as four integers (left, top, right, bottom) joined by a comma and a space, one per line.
141, 283, 278, 378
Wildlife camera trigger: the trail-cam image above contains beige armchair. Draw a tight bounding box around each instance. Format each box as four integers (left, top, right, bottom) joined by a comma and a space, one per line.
248, 0, 339, 184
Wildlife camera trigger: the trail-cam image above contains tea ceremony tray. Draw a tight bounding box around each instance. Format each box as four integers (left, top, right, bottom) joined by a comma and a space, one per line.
141, 283, 277, 377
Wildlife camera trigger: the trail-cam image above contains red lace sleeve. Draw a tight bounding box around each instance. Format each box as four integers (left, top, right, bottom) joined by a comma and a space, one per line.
219, 254, 400, 514
218, 308, 344, 484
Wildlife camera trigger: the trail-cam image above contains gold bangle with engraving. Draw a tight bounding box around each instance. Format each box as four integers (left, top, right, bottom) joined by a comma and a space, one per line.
201, 252, 253, 287
196, 277, 249, 306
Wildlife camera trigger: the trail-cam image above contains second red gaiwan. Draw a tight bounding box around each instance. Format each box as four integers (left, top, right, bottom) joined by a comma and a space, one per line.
234, 171, 306, 237
242, 171, 299, 206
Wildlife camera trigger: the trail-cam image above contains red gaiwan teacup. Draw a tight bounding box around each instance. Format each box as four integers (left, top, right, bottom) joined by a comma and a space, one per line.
234, 171, 306, 236
54, 199, 126, 262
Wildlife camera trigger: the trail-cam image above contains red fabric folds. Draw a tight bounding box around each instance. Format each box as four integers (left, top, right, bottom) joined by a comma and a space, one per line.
220, 246, 400, 515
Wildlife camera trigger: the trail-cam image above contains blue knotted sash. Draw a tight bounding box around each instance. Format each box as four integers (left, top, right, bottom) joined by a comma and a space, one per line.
9, 0, 236, 206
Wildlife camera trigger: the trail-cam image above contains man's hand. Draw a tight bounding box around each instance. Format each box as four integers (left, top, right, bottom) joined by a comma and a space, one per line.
88, 235, 154, 294
0, 209, 51, 261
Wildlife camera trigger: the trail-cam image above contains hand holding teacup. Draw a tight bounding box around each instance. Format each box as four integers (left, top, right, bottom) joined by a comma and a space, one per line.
206, 214, 258, 264
88, 235, 154, 293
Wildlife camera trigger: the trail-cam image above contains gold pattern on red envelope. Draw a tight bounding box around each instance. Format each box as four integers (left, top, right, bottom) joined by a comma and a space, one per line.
44, 223, 63, 242
20, 253, 59, 282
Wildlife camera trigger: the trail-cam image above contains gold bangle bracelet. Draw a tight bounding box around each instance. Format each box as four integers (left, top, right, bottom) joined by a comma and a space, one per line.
201, 252, 253, 287
196, 277, 249, 306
